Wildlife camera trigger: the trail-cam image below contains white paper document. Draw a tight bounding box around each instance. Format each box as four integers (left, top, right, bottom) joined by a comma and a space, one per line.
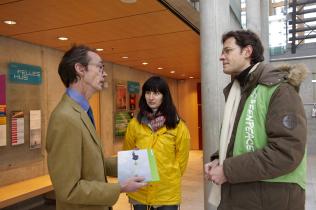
118, 149, 160, 183
30, 110, 41, 149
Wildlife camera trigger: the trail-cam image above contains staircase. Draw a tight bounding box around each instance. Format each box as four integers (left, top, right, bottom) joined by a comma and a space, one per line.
289, 0, 316, 53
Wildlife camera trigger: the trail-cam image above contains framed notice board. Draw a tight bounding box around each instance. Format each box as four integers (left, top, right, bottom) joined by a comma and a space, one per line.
0, 63, 43, 171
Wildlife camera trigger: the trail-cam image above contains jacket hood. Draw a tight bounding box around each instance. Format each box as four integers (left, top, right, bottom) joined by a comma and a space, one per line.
259, 63, 309, 87
278, 64, 309, 87
223, 62, 309, 98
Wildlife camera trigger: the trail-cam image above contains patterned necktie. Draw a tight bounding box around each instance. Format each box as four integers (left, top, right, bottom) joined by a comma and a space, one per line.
87, 107, 95, 127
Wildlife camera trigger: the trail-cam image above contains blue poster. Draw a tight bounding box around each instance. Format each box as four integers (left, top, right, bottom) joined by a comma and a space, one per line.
8, 62, 42, 85
127, 81, 140, 94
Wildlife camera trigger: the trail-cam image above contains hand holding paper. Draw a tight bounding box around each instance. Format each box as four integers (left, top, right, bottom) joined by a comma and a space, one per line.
120, 176, 146, 192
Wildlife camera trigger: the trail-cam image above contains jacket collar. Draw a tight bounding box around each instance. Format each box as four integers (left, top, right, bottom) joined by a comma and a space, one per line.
63, 94, 102, 149
235, 64, 254, 87
223, 63, 262, 99
223, 62, 308, 98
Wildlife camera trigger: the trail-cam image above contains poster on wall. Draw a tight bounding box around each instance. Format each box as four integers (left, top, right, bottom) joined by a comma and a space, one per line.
0, 105, 6, 147
30, 110, 41, 149
127, 81, 140, 111
8, 62, 42, 85
11, 111, 24, 146
0, 75, 6, 146
115, 111, 131, 137
127, 81, 140, 94
116, 82, 127, 110
129, 93, 137, 110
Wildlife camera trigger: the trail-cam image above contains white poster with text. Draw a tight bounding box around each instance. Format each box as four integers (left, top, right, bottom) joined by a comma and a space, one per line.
30, 110, 41, 149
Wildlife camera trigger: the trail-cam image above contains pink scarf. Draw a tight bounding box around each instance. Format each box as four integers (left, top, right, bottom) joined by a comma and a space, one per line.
142, 111, 166, 132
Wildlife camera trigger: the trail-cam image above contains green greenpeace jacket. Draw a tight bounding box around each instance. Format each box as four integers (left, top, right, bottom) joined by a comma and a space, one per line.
234, 84, 306, 189
213, 63, 308, 210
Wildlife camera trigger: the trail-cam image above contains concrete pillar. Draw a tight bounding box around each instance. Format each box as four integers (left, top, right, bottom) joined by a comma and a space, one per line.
261, 0, 270, 62
246, 0, 270, 62
200, 0, 230, 209
246, 0, 261, 35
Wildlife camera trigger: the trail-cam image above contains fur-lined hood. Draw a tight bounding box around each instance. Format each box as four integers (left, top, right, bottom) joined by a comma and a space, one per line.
259, 63, 309, 88
278, 64, 309, 87
224, 62, 309, 98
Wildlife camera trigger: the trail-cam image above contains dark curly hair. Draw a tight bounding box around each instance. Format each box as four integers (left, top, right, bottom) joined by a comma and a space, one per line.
222, 30, 264, 64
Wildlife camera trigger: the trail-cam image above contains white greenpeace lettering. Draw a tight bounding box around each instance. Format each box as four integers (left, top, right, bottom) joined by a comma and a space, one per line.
244, 88, 258, 152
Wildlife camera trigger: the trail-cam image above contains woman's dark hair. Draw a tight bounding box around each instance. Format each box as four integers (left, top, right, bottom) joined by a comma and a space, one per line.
58, 45, 94, 87
137, 76, 179, 129
222, 30, 264, 65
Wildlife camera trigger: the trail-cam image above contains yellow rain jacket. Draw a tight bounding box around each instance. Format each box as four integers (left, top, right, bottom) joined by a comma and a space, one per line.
123, 118, 190, 205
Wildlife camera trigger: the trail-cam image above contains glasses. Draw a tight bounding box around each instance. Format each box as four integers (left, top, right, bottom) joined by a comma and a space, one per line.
221, 47, 237, 56
88, 62, 105, 74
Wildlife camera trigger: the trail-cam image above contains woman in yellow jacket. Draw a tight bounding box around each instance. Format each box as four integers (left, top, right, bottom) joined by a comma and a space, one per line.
124, 76, 191, 210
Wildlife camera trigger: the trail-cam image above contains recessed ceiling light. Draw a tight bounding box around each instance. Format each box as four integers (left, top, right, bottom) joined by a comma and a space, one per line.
157, 67, 163, 70
312, 80, 316, 83
96, 48, 104, 52
3, 20, 16, 25
120, 0, 137, 3
189, 76, 194, 79
170, 71, 175, 74
181, 74, 186, 77
122, 56, 129, 59
142, 62, 148, 65
57, 36, 68, 41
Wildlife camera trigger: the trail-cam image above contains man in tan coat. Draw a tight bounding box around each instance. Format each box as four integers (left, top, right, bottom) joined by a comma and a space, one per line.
46, 45, 145, 210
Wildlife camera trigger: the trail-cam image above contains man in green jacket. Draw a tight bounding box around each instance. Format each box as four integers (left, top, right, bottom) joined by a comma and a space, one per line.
46, 45, 146, 210
204, 30, 308, 210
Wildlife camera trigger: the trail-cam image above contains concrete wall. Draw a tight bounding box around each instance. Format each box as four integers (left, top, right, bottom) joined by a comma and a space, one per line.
0, 36, 56, 186
230, 0, 242, 25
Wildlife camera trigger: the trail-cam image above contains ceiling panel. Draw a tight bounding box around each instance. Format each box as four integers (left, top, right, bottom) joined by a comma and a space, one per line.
0, 0, 163, 35
12, 10, 191, 46
0, 0, 200, 79
82, 30, 199, 54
